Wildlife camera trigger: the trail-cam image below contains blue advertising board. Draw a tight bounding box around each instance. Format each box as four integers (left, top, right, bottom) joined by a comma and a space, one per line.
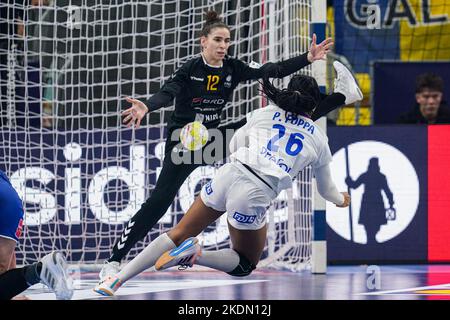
0, 128, 165, 262
327, 126, 428, 263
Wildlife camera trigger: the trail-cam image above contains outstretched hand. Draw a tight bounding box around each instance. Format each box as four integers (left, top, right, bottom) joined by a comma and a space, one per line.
307, 33, 334, 62
122, 97, 149, 129
336, 192, 351, 208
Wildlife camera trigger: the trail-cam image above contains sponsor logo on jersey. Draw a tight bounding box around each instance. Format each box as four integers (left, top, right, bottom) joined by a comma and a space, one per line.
259, 147, 292, 174
204, 114, 220, 122
233, 212, 256, 224
190, 76, 204, 82
15, 218, 23, 239
205, 181, 213, 195
204, 98, 225, 105
224, 75, 232, 88
192, 98, 225, 106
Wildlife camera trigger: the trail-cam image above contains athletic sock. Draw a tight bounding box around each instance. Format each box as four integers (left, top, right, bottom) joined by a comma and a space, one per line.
0, 262, 41, 300
116, 233, 176, 282
196, 248, 240, 273
24, 262, 42, 286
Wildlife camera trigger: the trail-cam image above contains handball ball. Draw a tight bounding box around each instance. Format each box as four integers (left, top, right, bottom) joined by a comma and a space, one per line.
180, 121, 209, 151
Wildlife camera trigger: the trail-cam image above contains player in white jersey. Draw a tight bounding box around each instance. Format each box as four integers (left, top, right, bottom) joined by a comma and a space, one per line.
94, 65, 358, 296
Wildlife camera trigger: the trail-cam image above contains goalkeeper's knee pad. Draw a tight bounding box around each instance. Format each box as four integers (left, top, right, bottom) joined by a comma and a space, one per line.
226, 252, 256, 277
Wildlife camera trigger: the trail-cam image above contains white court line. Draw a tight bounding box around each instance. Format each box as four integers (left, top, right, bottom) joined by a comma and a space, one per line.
357, 282, 450, 296
23, 279, 268, 300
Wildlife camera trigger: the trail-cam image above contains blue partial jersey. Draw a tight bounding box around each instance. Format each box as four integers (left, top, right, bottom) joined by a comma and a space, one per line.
0, 170, 24, 241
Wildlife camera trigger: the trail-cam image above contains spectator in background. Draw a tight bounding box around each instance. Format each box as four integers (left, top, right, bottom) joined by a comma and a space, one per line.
398, 73, 450, 124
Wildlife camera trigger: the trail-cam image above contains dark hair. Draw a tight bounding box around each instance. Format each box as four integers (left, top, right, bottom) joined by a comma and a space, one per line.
261, 75, 321, 116
416, 73, 444, 93
200, 11, 230, 37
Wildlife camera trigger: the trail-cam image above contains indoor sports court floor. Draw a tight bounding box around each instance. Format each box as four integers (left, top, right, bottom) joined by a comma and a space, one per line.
22, 264, 450, 300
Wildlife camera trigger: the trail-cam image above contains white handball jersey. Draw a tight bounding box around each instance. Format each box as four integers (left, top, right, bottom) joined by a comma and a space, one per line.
230, 104, 332, 194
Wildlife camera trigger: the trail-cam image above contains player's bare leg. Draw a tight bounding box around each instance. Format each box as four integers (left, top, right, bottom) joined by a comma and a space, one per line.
94, 196, 222, 296
156, 198, 265, 276
227, 222, 267, 267
0, 237, 16, 275
155, 198, 225, 270
168, 197, 224, 245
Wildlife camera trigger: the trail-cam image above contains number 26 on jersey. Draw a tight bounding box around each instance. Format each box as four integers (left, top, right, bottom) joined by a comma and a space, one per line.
267, 124, 304, 156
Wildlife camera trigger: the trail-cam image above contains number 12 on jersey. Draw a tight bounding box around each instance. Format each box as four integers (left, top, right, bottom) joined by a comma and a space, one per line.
207, 75, 219, 91
267, 124, 304, 156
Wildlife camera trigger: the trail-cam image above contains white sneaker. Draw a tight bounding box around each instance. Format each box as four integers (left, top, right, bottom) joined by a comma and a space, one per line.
155, 237, 202, 271
333, 61, 363, 105
39, 251, 74, 300
93, 275, 123, 296
98, 261, 120, 283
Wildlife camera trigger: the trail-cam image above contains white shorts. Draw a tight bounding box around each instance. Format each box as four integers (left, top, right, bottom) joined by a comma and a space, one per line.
200, 162, 275, 231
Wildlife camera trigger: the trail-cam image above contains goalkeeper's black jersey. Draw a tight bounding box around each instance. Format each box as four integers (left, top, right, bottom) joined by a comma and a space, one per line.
145, 53, 311, 130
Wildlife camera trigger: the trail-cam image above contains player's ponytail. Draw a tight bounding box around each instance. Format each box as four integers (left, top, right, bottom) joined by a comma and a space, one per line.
201, 11, 230, 37
261, 75, 320, 116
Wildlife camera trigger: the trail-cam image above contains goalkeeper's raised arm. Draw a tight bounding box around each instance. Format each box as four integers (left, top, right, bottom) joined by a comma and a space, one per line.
121, 16, 333, 130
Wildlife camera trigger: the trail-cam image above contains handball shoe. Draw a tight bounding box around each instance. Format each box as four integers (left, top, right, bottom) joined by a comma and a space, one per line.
98, 260, 120, 283
333, 61, 363, 105
93, 275, 123, 296
155, 237, 201, 271
40, 251, 74, 300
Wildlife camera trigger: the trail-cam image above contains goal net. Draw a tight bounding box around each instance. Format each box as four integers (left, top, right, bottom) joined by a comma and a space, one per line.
0, 0, 314, 272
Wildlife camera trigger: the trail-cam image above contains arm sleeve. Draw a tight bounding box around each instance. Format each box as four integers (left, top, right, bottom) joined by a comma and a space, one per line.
312, 137, 333, 169
236, 52, 311, 82
311, 93, 346, 121
144, 63, 190, 112
314, 164, 345, 206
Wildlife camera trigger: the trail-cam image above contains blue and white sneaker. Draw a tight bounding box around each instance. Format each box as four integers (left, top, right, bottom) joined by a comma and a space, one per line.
39, 251, 74, 300
155, 237, 202, 271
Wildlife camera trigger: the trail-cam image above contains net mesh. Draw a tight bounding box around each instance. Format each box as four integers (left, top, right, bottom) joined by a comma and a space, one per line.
0, 0, 313, 271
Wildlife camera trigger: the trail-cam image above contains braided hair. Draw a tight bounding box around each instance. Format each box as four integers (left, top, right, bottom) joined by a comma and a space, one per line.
261, 75, 321, 117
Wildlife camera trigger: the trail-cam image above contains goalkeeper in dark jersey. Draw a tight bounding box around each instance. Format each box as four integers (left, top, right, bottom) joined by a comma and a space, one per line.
99, 10, 361, 281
